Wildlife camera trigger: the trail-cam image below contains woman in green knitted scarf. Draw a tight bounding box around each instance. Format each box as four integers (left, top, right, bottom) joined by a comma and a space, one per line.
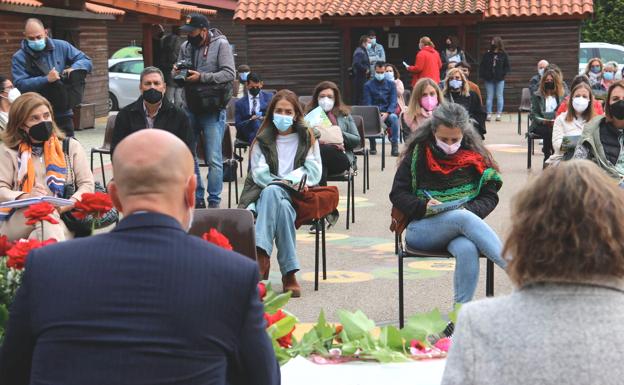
390, 103, 507, 303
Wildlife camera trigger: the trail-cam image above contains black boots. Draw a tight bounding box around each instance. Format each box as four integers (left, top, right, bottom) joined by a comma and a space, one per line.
391, 143, 399, 157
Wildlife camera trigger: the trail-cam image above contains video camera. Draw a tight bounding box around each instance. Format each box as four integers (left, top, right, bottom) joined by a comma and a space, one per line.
173, 60, 194, 86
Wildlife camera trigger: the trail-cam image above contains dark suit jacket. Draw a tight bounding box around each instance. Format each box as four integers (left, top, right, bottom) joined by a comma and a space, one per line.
0, 213, 280, 385
234, 91, 272, 143
111, 96, 193, 155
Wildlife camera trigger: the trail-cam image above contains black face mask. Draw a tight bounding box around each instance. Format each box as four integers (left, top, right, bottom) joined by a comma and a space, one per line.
610, 100, 624, 120
187, 33, 203, 48
490, 44, 496, 50
544, 82, 555, 91
143, 88, 163, 104
28, 120, 53, 142
248, 87, 261, 97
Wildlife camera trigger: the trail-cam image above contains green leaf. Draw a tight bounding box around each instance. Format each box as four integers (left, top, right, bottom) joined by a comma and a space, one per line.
379, 325, 404, 351
0, 305, 7, 329
263, 291, 292, 314
266, 314, 297, 340
291, 328, 322, 356
449, 303, 462, 325
337, 310, 375, 340
314, 310, 335, 343
400, 308, 448, 346
365, 348, 411, 363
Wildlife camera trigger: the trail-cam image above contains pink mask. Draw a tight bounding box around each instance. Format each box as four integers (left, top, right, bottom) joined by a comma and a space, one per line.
420, 95, 438, 112
435, 137, 462, 155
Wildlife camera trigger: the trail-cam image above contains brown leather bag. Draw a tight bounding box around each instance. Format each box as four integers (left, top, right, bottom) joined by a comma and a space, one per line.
292, 186, 339, 228
390, 206, 409, 235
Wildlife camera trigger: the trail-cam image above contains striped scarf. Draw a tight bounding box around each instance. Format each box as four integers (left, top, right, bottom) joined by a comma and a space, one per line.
411, 143, 502, 203
0, 136, 67, 221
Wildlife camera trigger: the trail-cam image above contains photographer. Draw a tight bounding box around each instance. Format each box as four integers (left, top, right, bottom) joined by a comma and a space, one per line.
11, 18, 92, 137
110, 67, 192, 155
174, 14, 235, 209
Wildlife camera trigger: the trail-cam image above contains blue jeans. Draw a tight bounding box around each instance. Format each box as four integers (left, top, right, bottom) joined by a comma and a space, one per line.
255, 185, 299, 275
484, 80, 505, 114
385, 113, 400, 144
187, 109, 225, 204
405, 209, 507, 303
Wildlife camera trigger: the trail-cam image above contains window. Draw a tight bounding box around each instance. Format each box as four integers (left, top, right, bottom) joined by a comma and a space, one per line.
579, 48, 592, 64
109, 60, 144, 74
599, 48, 624, 64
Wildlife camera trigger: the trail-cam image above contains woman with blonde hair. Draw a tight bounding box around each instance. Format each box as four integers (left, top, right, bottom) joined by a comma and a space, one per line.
530, 69, 565, 164
584, 57, 604, 91
443, 68, 487, 138
442, 160, 624, 385
0, 92, 94, 241
547, 82, 595, 165
404, 36, 442, 86
401, 78, 444, 140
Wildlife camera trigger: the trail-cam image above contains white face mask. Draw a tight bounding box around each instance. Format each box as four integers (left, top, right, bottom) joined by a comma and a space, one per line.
318, 97, 334, 112
572, 96, 589, 113
187, 207, 194, 232
435, 137, 462, 155
0, 87, 20, 104
0, 111, 7, 123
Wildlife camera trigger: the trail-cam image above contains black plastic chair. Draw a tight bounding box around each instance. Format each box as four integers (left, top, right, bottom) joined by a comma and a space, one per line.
90, 112, 117, 190
517, 88, 531, 136
351, 105, 385, 171
352, 115, 369, 193
306, 217, 328, 291
393, 212, 494, 327
298, 95, 312, 110
327, 168, 355, 230
189, 208, 256, 260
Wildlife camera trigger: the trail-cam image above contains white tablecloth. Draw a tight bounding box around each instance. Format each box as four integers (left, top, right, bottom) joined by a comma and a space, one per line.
281, 356, 446, 385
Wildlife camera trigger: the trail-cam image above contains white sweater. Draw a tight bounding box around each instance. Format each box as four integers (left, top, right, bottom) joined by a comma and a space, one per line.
549, 114, 585, 162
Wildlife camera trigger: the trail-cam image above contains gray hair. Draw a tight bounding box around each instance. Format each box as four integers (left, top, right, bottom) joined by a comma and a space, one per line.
139, 66, 164, 84
399, 103, 498, 169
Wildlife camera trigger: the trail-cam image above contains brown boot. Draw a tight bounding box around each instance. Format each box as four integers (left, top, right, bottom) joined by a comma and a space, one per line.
282, 271, 301, 298
257, 249, 270, 280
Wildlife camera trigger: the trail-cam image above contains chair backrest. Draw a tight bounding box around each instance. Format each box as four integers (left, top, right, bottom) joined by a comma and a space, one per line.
103, 112, 118, 149
351, 105, 382, 137
226, 97, 239, 124
189, 208, 257, 260
298, 95, 312, 111
519, 88, 532, 111
352, 114, 366, 151
222, 125, 234, 159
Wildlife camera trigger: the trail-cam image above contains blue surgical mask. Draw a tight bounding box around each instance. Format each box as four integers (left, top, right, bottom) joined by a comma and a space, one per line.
604, 72, 615, 81
27, 38, 46, 52
384, 72, 395, 81
449, 79, 463, 89
366, 43, 372, 50
371, 38, 377, 46
374, 73, 385, 81
591, 66, 601, 74
239, 72, 249, 81
273, 113, 293, 132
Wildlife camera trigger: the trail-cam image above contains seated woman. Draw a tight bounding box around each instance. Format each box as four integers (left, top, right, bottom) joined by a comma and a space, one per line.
442, 68, 486, 139
305, 81, 360, 186
238, 89, 322, 297
530, 69, 565, 164
575, 80, 624, 180
584, 57, 606, 99
0, 75, 20, 133
0, 92, 94, 241
547, 83, 596, 166
401, 78, 443, 141
442, 160, 624, 385
390, 103, 506, 304
555, 74, 604, 117
384, 64, 406, 114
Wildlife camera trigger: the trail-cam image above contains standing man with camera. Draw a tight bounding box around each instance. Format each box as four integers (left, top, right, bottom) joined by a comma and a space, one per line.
11, 18, 92, 137
175, 14, 235, 209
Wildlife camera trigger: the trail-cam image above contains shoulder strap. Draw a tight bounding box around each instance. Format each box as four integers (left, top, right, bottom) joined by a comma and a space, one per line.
24, 53, 48, 76
62, 138, 75, 185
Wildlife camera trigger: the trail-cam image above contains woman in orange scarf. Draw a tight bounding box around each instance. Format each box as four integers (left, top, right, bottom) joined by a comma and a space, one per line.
0, 93, 94, 241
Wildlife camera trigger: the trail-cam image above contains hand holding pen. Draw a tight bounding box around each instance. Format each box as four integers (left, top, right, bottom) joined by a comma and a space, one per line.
423, 190, 442, 207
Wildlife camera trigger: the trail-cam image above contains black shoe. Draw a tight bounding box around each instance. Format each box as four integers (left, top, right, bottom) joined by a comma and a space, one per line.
308, 224, 318, 234
208, 201, 220, 209
195, 199, 206, 209
391, 143, 399, 157
369, 148, 377, 155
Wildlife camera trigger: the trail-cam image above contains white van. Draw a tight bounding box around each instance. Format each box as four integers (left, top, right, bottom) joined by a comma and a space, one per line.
579, 42, 624, 77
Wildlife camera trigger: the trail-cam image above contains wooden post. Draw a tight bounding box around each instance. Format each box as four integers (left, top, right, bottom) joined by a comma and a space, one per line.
142, 23, 153, 67
341, 25, 352, 103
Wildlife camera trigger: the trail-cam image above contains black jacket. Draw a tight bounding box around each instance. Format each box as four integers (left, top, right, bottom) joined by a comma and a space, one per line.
390, 146, 499, 222
445, 90, 487, 137
479, 51, 510, 82
111, 96, 193, 155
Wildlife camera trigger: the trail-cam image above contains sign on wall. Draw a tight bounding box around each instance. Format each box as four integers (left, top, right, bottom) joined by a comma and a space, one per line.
388, 33, 399, 49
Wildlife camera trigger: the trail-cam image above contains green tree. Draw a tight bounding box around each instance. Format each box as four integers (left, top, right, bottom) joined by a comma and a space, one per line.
582, 0, 624, 44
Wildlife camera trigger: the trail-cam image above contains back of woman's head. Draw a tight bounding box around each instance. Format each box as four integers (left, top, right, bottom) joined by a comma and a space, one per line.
570, 74, 590, 90
419, 36, 434, 48
505, 160, 624, 286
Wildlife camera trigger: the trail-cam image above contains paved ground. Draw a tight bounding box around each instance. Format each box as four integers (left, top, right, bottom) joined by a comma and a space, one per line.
76, 113, 543, 326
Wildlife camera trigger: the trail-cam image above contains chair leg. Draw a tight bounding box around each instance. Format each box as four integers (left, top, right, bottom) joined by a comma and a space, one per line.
314, 220, 320, 291
99, 153, 107, 190
322, 218, 327, 280
527, 136, 532, 169
346, 173, 351, 230
351, 174, 355, 224
517, 111, 521, 135
486, 259, 494, 297
398, 250, 405, 328
237, 148, 243, 178
234, 173, 239, 204
228, 179, 232, 208
381, 135, 386, 171
366, 151, 370, 190
90, 150, 94, 172
394, 231, 399, 255
362, 155, 366, 194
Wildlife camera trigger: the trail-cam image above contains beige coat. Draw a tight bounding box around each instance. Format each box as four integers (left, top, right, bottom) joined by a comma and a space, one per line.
0, 138, 95, 241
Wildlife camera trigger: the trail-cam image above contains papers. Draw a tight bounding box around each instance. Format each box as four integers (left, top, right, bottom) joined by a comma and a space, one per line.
304, 106, 332, 129
427, 196, 472, 216
281, 356, 446, 385
560, 135, 581, 152
0, 196, 74, 209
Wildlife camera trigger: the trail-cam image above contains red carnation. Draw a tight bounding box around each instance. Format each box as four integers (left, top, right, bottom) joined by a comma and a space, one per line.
0, 235, 13, 256
23, 202, 59, 226
5, 238, 57, 270
73, 192, 113, 220
201, 228, 233, 251
264, 310, 295, 348
258, 282, 267, 301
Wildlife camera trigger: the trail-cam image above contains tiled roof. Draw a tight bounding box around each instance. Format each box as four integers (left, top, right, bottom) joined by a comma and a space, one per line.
0, 0, 126, 15
235, 0, 593, 21
89, 0, 216, 18
486, 0, 593, 18
0, 0, 42, 6
325, 0, 486, 16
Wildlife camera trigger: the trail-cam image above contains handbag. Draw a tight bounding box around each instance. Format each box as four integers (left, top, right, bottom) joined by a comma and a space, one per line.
390, 206, 408, 235
61, 138, 118, 237
317, 125, 344, 146
185, 81, 233, 114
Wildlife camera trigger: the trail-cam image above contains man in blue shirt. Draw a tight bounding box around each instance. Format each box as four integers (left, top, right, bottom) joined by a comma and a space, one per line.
11, 18, 92, 136
364, 62, 400, 156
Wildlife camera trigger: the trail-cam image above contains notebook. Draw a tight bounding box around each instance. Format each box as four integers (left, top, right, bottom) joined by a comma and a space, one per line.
0, 196, 74, 209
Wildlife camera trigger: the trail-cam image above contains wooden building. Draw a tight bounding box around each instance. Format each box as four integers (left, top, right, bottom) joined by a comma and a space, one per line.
0, 0, 215, 117
233, 0, 594, 110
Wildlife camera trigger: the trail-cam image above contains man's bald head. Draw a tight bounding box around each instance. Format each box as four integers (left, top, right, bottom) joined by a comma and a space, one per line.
24, 18, 46, 41
538, 60, 549, 71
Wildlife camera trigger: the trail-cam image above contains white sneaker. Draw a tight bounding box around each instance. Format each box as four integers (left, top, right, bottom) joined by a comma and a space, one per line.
495, 114, 502, 121
486, 114, 492, 122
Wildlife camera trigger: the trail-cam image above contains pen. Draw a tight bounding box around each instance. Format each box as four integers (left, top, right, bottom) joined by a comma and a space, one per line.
423, 190, 434, 200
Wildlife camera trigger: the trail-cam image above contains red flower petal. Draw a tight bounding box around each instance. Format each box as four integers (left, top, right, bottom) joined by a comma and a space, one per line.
23, 202, 58, 226
201, 228, 233, 251
258, 282, 267, 300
